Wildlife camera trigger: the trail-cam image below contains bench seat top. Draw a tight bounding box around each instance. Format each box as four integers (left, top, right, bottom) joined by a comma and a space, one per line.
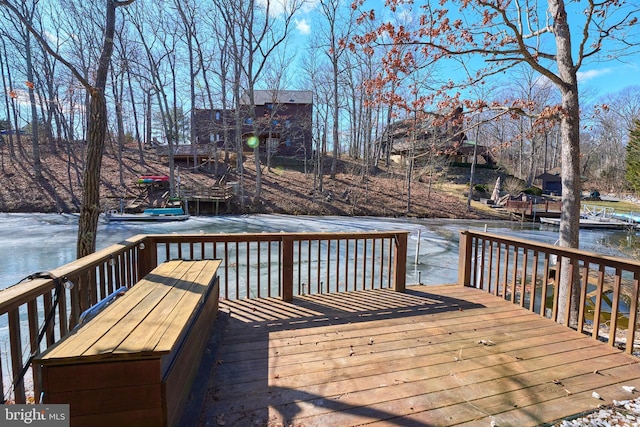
36, 259, 221, 365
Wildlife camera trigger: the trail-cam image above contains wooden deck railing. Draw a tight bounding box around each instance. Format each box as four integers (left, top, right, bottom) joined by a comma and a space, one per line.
0, 231, 407, 404
0, 235, 147, 405
141, 232, 407, 300
458, 230, 639, 355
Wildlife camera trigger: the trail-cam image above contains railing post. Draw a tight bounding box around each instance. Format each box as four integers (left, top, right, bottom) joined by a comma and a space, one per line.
458, 231, 473, 287
8, 309, 25, 403
282, 235, 294, 301
392, 233, 407, 292
137, 236, 157, 279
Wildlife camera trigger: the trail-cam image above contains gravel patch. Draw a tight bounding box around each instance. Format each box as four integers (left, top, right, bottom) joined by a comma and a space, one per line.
551, 396, 640, 426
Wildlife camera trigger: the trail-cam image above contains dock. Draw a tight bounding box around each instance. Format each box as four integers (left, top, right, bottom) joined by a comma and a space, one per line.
504, 199, 562, 221
181, 183, 235, 215
184, 285, 640, 427
540, 216, 637, 230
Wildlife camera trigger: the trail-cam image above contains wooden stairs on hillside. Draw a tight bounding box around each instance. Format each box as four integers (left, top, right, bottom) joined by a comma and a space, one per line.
126, 187, 150, 211
163, 191, 183, 209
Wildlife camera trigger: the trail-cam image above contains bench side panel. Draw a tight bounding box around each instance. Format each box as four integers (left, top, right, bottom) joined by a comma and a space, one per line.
163, 277, 220, 427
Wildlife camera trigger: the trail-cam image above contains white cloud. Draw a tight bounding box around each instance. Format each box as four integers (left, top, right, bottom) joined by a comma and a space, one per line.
296, 18, 311, 35
258, 0, 308, 16
577, 68, 612, 82
301, 0, 320, 14
43, 30, 59, 45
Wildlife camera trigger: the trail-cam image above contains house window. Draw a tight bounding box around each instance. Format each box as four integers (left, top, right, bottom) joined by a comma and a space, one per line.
285, 137, 291, 146
285, 120, 291, 129
215, 111, 221, 120
265, 103, 273, 110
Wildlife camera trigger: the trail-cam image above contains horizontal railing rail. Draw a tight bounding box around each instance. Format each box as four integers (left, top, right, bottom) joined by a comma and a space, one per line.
459, 230, 640, 355
0, 231, 407, 405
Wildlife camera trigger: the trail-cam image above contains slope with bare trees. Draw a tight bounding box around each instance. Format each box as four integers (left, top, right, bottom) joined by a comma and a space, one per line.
0, 140, 507, 220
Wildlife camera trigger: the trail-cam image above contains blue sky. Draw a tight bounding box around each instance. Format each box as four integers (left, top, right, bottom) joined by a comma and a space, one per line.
577, 62, 640, 98
290, 0, 639, 100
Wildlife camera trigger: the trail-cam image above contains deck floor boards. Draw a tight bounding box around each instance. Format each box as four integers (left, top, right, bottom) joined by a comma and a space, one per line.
187, 285, 640, 427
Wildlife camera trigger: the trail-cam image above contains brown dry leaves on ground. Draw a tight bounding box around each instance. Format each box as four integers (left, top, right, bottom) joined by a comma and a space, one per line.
0, 140, 506, 220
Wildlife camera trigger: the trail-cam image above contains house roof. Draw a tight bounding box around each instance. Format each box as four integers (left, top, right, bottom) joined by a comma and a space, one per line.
241, 90, 313, 106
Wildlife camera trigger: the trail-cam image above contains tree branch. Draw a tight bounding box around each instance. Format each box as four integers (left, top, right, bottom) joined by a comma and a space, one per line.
0, 0, 93, 91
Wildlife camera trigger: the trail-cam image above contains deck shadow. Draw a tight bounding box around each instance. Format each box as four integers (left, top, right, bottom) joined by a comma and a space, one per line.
220, 287, 485, 332
180, 286, 486, 426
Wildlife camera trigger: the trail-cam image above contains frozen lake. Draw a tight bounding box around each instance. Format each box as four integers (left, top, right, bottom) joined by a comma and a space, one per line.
0, 213, 634, 290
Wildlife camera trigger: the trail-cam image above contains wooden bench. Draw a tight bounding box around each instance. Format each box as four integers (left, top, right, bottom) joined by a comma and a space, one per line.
34, 259, 221, 427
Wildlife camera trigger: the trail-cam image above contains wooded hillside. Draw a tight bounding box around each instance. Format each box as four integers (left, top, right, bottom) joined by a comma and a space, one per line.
0, 140, 507, 220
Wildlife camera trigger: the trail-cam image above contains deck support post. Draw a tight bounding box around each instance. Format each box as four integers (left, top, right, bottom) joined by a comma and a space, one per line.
392, 233, 407, 292
458, 231, 473, 287
137, 236, 157, 279
282, 235, 294, 301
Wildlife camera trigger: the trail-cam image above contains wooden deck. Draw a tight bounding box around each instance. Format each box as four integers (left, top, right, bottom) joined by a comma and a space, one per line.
182, 285, 640, 427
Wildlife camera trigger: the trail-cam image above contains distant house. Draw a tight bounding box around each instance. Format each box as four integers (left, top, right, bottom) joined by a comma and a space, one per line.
536, 170, 562, 195
377, 108, 495, 166
451, 140, 496, 166
192, 89, 313, 160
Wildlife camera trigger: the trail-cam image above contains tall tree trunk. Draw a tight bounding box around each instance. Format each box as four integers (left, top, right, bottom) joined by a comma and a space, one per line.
24, 30, 42, 179
0, 38, 15, 157
318, 121, 326, 194
550, 0, 581, 325
77, 90, 107, 256
126, 67, 144, 165
77, 0, 127, 258
175, 1, 197, 168
145, 89, 152, 148
4, 39, 24, 157
113, 71, 126, 187
330, 59, 339, 178
467, 125, 479, 211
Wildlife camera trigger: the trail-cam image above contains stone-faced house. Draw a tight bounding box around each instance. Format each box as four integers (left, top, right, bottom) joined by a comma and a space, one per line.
193, 90, 313, 160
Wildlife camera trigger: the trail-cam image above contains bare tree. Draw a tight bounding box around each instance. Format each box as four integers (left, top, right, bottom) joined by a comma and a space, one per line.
173, 0, 201, 168
0, 35, 16, 157
0, 1, 43, 176
114, 19, 146, 164
127, 2, 182, 196
587, 86, 640, 192
241, 0, 304, 198
195, 1, 227, 175
491, 66, 560, 184
316, 0, 356, 179
212, 0, 250, 205
110, 56, 127, 187
212, 0, 303, 203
